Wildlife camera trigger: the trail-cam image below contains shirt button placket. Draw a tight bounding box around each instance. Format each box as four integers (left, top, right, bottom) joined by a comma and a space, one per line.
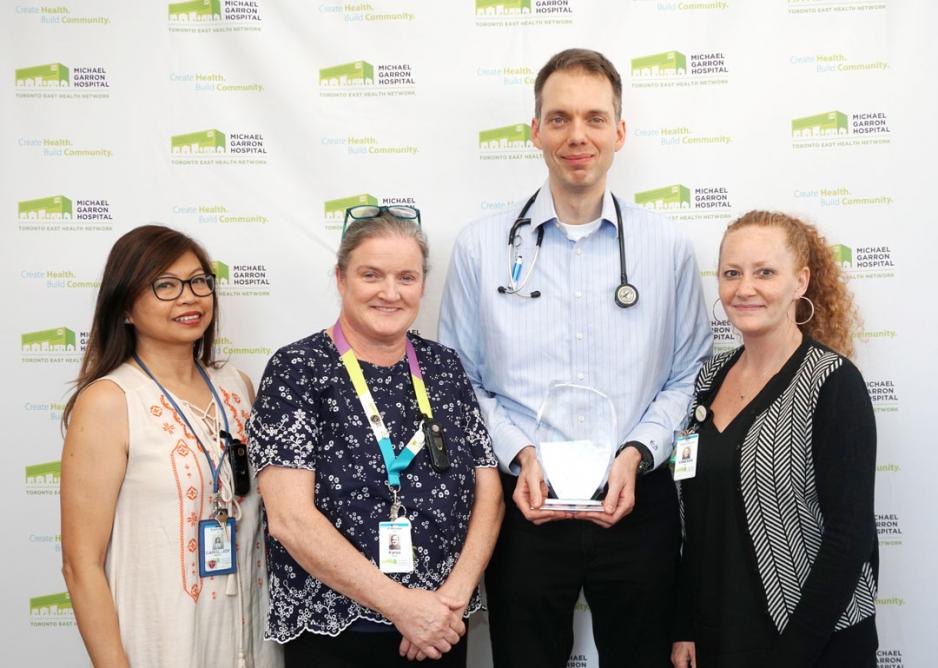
571, 239, 587, 385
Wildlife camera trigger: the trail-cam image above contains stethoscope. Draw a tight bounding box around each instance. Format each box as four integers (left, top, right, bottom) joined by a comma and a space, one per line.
497, 190, 639, 308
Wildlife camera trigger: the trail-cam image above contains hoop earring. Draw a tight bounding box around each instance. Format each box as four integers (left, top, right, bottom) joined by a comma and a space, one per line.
795, 295, 815, 326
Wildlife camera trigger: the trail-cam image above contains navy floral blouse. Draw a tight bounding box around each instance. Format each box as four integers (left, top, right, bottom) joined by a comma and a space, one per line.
247, 331, 497, 641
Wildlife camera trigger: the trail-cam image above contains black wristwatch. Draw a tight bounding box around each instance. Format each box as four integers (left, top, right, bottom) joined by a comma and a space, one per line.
618, 441, 653, 474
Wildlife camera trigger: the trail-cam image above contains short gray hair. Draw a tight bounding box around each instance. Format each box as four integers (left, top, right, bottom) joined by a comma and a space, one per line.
336, 211, 429, 276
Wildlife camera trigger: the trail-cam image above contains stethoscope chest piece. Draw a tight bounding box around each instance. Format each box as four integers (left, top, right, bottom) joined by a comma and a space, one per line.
615, 283, 639, 308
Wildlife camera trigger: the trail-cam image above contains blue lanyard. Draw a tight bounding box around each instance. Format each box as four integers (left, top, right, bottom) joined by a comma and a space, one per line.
133, 353, 231, 494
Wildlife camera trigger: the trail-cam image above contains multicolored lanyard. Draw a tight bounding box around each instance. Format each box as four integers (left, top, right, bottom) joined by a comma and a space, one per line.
133, 353, 230, 494
332, 321, 432, 489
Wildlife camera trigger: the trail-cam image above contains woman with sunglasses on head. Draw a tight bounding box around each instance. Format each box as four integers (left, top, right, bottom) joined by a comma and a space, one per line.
248, 207, 503, 667
670, 211, 878, 668
61, 225, 282, 668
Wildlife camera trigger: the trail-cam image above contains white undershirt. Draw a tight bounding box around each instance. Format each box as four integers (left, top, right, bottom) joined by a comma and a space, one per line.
556, 217, 603, 241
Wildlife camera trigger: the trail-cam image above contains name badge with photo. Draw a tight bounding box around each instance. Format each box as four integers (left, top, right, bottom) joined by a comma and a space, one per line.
199, 518, 237, 577
672, 433, 699, 481
379, 518, 414, 574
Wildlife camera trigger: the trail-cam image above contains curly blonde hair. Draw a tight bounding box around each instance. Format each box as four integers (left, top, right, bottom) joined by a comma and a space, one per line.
722, 210, 859, 358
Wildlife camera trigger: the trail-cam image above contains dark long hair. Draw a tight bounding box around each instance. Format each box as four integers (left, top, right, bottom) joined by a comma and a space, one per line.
62, 225, 218, 428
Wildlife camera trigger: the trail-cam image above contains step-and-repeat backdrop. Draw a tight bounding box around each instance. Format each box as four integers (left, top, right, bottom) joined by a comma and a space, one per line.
3, 1, 934, 666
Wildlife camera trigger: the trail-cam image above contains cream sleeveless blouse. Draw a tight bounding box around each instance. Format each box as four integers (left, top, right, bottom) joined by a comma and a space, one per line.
101, 362, 282, 667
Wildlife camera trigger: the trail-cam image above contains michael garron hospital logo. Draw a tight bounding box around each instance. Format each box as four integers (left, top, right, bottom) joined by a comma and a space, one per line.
478, 123, 540, 161
791, 110, 891, 148
15, 62, 111, 99
630, 50, 729, 88
634, 183, 735, 222
475, 0, 574, 27
168, 0, 262, 31
318, 60, 416, 97
170, 128, 267, 165
20, 326, 88, 364
18, 195, 113, 232
29, 592, 75, 627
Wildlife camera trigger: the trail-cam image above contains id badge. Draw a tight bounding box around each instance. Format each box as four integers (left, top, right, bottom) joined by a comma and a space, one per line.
378, 517, 414, 574
672, 433, 699, 481
199, 518, 237, 577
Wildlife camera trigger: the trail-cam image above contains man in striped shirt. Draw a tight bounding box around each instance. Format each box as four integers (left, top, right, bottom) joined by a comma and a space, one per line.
439, 48, 712, 667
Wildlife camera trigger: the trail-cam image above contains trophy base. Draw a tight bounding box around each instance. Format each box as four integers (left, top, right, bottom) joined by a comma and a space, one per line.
542, 499, 604, 513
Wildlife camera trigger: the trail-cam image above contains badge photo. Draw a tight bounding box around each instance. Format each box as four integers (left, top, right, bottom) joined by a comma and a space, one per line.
672, 433, 699, 482
379, 518, 415, 574
199, 517, 237, 577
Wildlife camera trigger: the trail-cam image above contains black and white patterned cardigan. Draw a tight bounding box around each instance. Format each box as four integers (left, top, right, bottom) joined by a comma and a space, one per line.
685, 343, 877, 634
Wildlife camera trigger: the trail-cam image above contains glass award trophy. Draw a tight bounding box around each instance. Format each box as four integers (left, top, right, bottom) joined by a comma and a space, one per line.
534, 383, 617, 512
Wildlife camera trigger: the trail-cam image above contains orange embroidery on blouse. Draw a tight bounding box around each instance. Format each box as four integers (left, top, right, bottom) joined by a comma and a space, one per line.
171, 434, 204, 603
220, 387, 246, 440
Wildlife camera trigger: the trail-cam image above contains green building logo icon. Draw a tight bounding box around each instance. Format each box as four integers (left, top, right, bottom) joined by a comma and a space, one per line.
792, 111, 848, 137
631, 52, 687, 77
21, 327, 76, 352
25, 461, 61, 486
29, 592, 72, 616
634, 184, 692, 210
479, 124, 533, 150
18, 195, 73, 221
476, 0, 532, 15
320, 61, 374, 87
212, 260, 230, 284
168, 0, 221, 21
831, 244, 852, 269
171, 129, 226, 154
15, 63, 69, 87
324, 194, 379, 222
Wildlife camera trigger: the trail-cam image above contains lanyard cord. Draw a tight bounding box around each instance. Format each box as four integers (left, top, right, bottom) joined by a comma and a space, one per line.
133, 353, 230, 494
332, 321, 432, 488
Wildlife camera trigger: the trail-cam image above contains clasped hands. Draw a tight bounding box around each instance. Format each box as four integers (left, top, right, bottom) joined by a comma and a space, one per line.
391, 583, 468, 661
513, 445, 641, 528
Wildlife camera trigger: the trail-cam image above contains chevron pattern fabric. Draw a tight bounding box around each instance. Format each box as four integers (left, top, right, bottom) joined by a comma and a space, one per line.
689, 344, 877, 633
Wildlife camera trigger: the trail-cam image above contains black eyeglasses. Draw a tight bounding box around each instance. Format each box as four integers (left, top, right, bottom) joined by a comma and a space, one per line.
342, 205, 421, 238
151, 273, 216, 301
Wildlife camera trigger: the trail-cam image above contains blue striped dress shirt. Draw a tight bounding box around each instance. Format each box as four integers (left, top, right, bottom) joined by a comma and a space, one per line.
438, 183, 713, 473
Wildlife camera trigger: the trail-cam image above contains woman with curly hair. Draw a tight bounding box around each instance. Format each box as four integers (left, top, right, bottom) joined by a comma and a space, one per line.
671, 211, 878, 668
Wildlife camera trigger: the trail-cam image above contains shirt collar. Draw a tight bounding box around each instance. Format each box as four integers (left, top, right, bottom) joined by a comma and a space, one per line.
529, 180, 620, 237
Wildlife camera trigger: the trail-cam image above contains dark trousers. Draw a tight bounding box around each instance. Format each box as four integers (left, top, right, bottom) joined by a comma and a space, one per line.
486, 468, 681, 668
284, 629, 468, 668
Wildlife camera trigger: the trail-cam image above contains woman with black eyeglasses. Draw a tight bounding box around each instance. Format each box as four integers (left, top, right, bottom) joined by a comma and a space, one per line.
248, 207, 503, 667
61, 225, 282, 667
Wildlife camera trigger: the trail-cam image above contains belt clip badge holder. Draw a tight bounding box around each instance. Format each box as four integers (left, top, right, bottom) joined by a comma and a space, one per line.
199, 516, 237, 577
